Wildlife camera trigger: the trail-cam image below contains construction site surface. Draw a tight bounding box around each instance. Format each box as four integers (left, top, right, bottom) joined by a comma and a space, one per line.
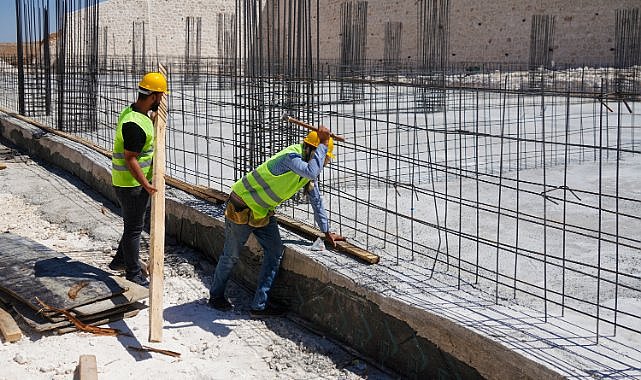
1, 0, 641, 379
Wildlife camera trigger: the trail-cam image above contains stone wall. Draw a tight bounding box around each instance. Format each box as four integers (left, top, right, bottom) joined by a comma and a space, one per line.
313, 0, 640, 66
88, 0, 639, 66
82, 0, 235, 59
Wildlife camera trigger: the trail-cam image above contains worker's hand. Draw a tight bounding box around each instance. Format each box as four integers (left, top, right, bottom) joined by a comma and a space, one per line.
144, 182, 158, 195
324, 232, 346, 248
149, 110, 158, 124
317, 125, 330, 145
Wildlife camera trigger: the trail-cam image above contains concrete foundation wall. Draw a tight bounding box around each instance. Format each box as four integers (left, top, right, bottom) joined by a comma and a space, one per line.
0, 112, 564, 380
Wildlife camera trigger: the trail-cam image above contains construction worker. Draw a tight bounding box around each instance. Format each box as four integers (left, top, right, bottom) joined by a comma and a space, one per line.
209, 126, 345, 316
108, 72, 169, 287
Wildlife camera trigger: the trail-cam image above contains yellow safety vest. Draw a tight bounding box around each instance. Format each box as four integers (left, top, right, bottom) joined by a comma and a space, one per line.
111, 106, 154, 187
231, 144, 310, 219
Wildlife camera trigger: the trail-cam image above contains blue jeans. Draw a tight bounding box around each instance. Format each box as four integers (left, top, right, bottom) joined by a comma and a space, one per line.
209, 216, 284, 311
113, 186, 149, 278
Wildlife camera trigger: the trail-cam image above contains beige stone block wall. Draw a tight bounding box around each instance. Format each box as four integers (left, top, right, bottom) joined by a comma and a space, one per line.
314, 0, 641, 66
69, 0, 639, 65
74, 0, 236, 58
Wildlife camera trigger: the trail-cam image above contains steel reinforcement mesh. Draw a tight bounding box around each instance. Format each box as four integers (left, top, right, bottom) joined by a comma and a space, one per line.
3, 1, 641, 375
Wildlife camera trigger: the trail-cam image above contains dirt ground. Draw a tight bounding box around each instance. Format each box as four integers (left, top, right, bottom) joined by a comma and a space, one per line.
0, 44, 16, 57
0, 141, 393, 379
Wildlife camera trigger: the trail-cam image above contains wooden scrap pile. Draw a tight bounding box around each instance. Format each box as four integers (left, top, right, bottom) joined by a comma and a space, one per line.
0, 233, 148, 338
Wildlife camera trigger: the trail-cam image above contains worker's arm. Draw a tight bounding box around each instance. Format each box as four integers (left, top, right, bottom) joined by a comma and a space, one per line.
278, 125, 331, 179
306, 183, 329, 232
307, 183, 346, 248
282, 144, 327, 180
124, 150, 157, 195
278, 141, 345, 247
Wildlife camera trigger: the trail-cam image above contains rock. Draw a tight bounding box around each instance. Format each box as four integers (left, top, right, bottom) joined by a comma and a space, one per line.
13, 353, 28, 365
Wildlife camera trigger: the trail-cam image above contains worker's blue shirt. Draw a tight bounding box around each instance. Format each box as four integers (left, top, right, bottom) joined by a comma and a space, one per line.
267, 144, 330, 233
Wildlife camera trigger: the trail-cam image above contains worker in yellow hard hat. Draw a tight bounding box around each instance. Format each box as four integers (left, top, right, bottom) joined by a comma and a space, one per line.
209, 125, 345, 316
108, 72, 169, 287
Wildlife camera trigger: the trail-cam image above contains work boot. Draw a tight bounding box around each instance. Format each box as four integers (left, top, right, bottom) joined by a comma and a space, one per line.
208, 297, 233, 311
110, 259, 147, 276
249, 304, 286, 318
108, 258, 126, 271
126, 272, 149, 288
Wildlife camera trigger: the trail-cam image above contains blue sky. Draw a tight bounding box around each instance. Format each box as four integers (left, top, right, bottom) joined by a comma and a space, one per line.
0, 0, 18, 42
0, 0, 107, 43
0, 0, 57, 43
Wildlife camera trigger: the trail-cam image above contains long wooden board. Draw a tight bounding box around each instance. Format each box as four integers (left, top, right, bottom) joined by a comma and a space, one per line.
0, 233, 126, 313
148, 64, 169, 342
276, 215, 380, 264
1, 288, 145, 333
1, 107, 381, 267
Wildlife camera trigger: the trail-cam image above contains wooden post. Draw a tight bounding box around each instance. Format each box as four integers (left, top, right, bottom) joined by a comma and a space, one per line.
148, 64, 168, 342
76, 355, 98, 380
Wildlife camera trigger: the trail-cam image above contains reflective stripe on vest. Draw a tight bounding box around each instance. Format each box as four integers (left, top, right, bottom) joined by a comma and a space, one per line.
231, 144, 310, 219
111, 106, 154, 187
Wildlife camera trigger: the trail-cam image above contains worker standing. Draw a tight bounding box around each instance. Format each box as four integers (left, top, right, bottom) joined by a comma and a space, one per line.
209, 125, 345, 316
109, 72, 169, 287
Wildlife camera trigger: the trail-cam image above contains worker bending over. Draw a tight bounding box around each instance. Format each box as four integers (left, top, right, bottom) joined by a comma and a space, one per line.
209, 126, 345, 316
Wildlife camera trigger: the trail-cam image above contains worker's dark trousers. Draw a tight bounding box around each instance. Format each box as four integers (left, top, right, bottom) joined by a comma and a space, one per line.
210, 216, 284, 311
113, 185, 150, 279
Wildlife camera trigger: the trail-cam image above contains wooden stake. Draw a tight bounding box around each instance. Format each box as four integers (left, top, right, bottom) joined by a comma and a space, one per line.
148, 65, 168, 342
76, 355, 98, 380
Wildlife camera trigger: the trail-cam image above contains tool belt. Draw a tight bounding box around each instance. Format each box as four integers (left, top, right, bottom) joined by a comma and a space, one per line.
228, 192, 248, 211
225, 192, 272, 227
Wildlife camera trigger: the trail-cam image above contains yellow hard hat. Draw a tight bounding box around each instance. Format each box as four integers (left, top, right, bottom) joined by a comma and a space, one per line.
138, 72, 169, 94
303, 131, 334, 158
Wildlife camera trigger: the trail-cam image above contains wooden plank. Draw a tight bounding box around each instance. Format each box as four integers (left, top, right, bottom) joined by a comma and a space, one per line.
55, 306, 142, 335
0, 290, 68, 327
72, 276, 148, 316
76, 355, 98, 380
0, 306, 22, 342
276, 214, 380, 264
1, 288, 146, 333
0, 234, 126, 312
164, 176, 227, 204
148, 64, 168, 343
0, 106, 112, 158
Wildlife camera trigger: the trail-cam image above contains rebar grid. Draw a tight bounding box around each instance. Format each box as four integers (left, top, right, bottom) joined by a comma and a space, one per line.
5, 57, 639, 340
4, 1, 641, 374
